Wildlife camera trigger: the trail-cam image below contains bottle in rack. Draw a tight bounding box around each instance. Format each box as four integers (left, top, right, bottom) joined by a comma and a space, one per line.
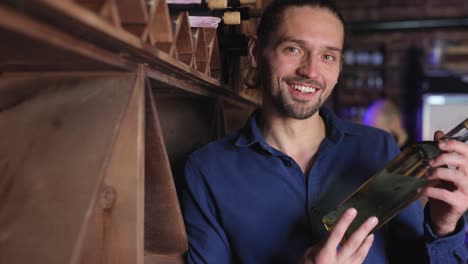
167, 0, 256, 10
322, 118, 468, 240
169, 6, 261, 25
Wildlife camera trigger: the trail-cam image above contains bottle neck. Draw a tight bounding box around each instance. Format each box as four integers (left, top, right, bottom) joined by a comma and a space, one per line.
441, 118, 468, 142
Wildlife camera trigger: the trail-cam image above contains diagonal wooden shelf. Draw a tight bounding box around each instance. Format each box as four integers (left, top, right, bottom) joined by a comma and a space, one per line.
0, 72, 138, 264
78, 68, 146, 264
3, 2, 220, 87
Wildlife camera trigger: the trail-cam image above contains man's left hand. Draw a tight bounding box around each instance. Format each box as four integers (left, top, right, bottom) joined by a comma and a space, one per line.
419, 131, 468, 236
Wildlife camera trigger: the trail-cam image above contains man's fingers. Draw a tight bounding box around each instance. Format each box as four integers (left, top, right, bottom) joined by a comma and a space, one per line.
430, 150, 468, 172
420, 186, 466, 212
349, 234, 374, 264
338, 216, 378, 259
324, 208, 357, 249
434, 130, 445, 141
426, 167, 467, 191
437, 139, 468, 158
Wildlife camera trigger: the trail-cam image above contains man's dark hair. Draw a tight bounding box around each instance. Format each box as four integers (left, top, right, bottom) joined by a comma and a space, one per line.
257, 0, 346, 48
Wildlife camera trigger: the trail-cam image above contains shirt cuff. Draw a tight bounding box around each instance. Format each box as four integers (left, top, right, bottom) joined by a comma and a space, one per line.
423, 204, 467, 263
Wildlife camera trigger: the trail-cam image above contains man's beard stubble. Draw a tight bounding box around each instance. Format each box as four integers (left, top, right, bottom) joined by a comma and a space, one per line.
260, 64, 326, 120
272, 87, 322, 120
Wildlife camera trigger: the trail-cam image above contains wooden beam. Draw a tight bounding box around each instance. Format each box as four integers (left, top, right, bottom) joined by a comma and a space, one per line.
0, 5, 134, 71
144, 253, 184, 264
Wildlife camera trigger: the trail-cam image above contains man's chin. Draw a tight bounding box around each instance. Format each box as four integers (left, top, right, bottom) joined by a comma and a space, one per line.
282, 107, 320, 120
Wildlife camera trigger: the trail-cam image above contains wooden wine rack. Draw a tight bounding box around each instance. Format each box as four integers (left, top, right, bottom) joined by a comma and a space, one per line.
0, 0, 257, 264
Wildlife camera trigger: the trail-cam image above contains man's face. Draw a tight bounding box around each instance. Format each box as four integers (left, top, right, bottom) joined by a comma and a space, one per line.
253, 6, 344, 119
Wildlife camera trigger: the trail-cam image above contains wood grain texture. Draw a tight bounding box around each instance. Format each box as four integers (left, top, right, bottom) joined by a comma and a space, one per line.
148, 0, 174, 44
116, 0, 148, 37
193, 28, 208, 73
116, 0, 148, 23
0, 5, 133, 71
78, 67, 146, 264
3, 0, 223, 88
144, 252, 184, 264
172, 12, 194, 66
0, 73, 136, 264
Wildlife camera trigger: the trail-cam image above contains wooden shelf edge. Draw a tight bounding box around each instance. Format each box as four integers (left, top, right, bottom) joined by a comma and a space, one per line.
0, 4, 136, 71
144, 252, 184, 264
146, 66, 260, 108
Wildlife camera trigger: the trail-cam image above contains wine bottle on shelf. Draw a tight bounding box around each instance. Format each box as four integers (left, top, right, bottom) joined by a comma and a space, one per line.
207, 0, 257, 9
169, 6, 261, 25
167, 0, 256, 10
322, 118, 468, 240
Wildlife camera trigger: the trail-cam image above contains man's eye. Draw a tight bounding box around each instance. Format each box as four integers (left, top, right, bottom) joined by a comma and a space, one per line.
284, 47, 301, 54
324, 54, 335, 61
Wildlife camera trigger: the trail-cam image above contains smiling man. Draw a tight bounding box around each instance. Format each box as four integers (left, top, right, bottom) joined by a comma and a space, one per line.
180, 0, 468, 263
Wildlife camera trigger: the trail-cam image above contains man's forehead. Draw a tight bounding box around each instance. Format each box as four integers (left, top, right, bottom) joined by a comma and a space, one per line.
278, 5, 343, 29
272, 6, 345, 47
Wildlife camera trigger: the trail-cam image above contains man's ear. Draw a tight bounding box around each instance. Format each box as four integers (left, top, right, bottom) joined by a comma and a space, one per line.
248, 36, 259, 68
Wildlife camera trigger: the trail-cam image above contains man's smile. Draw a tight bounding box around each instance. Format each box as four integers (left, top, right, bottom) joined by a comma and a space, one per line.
287, 82, 318, 93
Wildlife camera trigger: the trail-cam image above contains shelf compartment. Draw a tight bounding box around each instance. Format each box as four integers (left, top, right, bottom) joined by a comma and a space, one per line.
115, 0, 149, 37
144, 88, 188, 255
205, 28, 221, 79
75, 0, 122, 27
146, 0, 174, 50
192, 27, 208, 72
171, 12, 195, 66
0, 72, 138, 264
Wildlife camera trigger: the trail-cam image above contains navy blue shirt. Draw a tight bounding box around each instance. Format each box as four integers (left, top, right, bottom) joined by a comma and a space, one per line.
181, 108, 467, 263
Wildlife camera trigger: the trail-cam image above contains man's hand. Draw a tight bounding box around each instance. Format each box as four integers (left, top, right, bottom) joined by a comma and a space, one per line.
419, 131, 468, 236
300, 208, 378, 264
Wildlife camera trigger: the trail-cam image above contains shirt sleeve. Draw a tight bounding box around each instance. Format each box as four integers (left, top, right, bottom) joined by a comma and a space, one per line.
423, 204, 468, 264
181, 155, 232, 263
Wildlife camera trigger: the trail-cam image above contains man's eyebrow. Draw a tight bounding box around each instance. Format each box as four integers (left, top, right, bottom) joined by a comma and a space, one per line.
325, 46, 342, 52
274, 37, 342, 52
274, 37, 306, 47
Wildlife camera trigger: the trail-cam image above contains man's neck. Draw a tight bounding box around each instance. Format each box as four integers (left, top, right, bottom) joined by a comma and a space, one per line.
259, 108, 326, 175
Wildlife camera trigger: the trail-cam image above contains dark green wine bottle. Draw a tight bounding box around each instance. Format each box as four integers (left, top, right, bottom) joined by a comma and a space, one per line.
322, 118, 468, 240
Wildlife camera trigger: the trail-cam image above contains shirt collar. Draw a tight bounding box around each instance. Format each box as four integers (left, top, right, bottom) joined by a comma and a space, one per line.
235, 107, 353, 150
235, 109, 274, 153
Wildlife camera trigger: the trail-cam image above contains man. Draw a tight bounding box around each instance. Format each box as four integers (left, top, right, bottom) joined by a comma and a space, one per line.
180, 0, 468, 263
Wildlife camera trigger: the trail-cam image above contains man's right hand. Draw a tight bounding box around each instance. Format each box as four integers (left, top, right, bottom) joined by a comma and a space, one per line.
300, 208, 378, 264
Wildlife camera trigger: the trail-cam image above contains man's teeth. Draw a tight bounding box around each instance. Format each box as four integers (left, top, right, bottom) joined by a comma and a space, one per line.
290, 84, 316, 93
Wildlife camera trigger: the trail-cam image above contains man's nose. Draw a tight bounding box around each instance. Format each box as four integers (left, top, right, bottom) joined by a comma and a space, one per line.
296, 55, 320, 79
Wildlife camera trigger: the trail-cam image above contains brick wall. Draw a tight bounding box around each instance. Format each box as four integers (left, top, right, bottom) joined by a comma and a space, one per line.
336, 0, 468, 21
